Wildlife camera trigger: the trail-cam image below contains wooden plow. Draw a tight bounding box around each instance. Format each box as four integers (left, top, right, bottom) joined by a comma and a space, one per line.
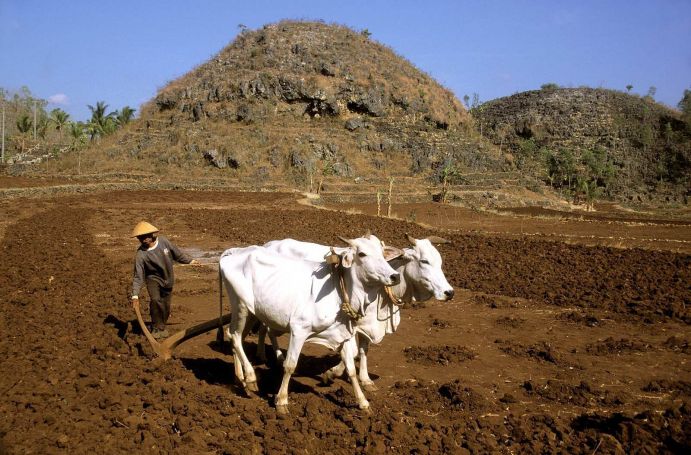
132, 300, 230, 360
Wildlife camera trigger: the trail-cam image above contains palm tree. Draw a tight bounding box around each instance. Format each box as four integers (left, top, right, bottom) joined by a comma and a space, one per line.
87, 101, 108, 126
16, 114, 32, 134
68, 122, 85, 174
115, 106, 136, 126
577, 178, 600, 211
101, 116, 119, 135
85, 120, 101, 143
37, 117, 49, 140
68, 122, 84, 148
15, 114, 33, 152
87, 101, 116, 139
50, 109, 70, 140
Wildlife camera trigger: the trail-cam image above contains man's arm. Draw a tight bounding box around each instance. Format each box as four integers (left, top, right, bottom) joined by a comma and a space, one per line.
165, 237, 199, 265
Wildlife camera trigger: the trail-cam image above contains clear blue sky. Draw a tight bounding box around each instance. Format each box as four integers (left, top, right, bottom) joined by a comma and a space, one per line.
1, 0, 689, 122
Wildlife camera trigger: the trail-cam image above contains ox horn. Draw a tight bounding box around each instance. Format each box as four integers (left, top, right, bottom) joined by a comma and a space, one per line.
405, 233, 417, 245
426, 235, 450, 245
337, 235, 353, 246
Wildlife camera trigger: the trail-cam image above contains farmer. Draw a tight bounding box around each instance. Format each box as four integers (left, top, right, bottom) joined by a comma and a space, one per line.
130, 221, 199, 339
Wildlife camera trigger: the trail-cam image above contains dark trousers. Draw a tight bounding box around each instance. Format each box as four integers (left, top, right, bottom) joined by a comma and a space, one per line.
146, 279, 173, 331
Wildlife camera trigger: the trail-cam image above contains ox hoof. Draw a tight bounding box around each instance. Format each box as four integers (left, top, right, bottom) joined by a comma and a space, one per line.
245, 381, 259, 393
276, 404, 290, 415
359, 405, 372, 415
361, 382, 378, 393
320, 371, 335, 385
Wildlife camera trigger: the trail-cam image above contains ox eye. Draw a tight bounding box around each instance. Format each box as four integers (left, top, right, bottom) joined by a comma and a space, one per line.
420, 259, 430, 265
358, 252, 367, 258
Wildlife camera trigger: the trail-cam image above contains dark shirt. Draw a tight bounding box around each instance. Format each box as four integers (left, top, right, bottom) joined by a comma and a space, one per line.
131, 236, 192, 297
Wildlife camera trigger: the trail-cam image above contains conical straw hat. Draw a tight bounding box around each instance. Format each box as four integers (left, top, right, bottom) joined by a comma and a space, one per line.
131, 221, 159, 238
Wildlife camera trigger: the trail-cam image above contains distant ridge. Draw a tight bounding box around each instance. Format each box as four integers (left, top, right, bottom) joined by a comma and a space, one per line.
473, 87, 690, 203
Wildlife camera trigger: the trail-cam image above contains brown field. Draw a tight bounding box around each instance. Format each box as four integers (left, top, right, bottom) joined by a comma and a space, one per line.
0, 179, 689, 453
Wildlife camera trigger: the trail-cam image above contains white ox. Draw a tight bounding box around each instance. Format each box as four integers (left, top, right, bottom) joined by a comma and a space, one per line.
219, 235, 402, 413
260, 234, 454, 391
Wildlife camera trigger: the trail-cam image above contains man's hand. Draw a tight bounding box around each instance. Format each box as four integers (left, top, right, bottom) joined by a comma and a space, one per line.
131, 296, 139, 308
190, 259, 201, 266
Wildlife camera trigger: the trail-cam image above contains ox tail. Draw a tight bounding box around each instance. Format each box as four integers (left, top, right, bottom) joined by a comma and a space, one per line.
216, 264, 224, 342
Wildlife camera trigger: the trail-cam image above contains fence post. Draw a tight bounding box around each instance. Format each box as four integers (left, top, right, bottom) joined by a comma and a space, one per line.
376, 191, 381, 216
387, 177, 394, 218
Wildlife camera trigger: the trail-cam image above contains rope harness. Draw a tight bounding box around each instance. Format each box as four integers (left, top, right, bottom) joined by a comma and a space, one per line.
326, 247, 362, 321
325, 247, 407, 323
384, 285, 404, 306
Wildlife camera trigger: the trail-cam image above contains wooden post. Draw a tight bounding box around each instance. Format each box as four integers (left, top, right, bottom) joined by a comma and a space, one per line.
376, 191, 381, 216
387, 177, 394, 218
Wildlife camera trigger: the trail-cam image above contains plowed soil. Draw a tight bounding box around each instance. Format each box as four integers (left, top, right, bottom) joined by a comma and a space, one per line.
0, 185, 689, 454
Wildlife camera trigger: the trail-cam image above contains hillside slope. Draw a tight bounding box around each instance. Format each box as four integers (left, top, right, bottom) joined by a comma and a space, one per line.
87, 20, 504, 185
472, 88, 690, 203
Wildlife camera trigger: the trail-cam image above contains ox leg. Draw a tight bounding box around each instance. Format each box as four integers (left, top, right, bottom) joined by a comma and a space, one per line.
341, 336, 370, 411
268, 329, 284, 364
241, 313, 257, 340
257, 326, 284, 365
323, 334, 365, 385
356, 335, 377, 392
256, 324, 269, 364
275, 331, 307, 414
230, 303, 258, 392
322, 359, 346, 385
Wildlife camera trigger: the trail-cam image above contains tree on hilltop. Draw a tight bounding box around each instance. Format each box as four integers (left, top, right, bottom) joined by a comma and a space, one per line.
541, 83, 560, 91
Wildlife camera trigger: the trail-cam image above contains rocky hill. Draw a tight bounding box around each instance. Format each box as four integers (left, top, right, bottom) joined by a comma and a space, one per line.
90, 20, 504, 186
30, 22, 687, 207
472, 87, 690, 203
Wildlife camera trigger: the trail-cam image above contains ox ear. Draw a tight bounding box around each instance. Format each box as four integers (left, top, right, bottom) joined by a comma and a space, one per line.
426, 235, 450, 245
401, 249, 415, 262
405, 233, 418, 246
383, 246, 404, 261
340, 250, 354, 268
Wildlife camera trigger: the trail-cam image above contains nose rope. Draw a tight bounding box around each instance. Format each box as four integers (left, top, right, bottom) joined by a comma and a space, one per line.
377, 291, 401, 324
384, 285, 404, 306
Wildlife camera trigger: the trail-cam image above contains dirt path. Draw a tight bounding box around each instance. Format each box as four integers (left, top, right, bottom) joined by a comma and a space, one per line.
0, 190, 689, 453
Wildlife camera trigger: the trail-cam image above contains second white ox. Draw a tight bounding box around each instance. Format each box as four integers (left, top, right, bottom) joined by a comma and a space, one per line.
219, 234, 402, 413
260, 234, 454, 391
